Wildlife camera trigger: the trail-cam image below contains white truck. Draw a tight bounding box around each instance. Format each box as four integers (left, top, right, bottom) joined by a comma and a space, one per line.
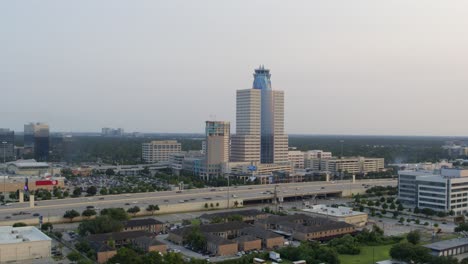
269, 251, 282, 262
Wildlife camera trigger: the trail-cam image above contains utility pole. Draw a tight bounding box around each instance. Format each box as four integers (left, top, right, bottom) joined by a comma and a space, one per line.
2, 141, 6, 202
274, 185, 279, 213
227, 174, 230, 209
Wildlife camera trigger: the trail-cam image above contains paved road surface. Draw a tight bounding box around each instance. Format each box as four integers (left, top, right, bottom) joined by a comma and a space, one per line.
0, 179, 396, 223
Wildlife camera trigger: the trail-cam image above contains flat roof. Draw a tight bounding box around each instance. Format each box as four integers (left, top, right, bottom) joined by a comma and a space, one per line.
423, 238, 468, 251
0, 226, 51, 244
303, 205, 367, 217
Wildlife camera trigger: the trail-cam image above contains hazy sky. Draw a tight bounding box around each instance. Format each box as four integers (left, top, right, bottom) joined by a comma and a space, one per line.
2, 1, 468, 136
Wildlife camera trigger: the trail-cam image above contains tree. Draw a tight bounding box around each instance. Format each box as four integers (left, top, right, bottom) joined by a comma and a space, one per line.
390, 203, 396, 210
72, 187, 82, 197
63, 191, 69, 197
127, 206, 140, 216
12, 222, 27, 227
185, 226, 207, 251
380, 197, 385, 203
382, 203, 388, 210
82, 209, 97, 218
64, 210, 80, 222
146, 204, 160, 215
41, 222, 53, 232
233, 201, 239, 207
100, 187, 108, 195
390, 242, 431, 264
105, 169, 115, 176
407, 230, 421, 245
216, 202, 219, 207
86, 186, 97, 196
204, 203, 208, 209
367, 200, 375, 206
398, 203, 404, 211
414, 207, 420, 214
100, 208, 129, 221
399, 217, 405, 223
78, 215, 123, 236
67, 251, 81, 262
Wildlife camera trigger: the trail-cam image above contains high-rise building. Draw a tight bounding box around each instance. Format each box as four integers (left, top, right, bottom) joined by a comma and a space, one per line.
231, 66, 288, 164
0, 129, 15, 160
142, 140, 181, 163
34, 123, 50, 162
24, 123, 50, 161
204, 121, 230, 178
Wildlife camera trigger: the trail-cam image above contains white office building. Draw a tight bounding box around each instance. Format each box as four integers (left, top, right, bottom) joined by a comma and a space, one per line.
398, 168, 468, 215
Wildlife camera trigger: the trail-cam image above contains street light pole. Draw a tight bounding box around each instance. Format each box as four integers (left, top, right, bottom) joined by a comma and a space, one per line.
2, 141, 6, 202
227, 174, 230, 209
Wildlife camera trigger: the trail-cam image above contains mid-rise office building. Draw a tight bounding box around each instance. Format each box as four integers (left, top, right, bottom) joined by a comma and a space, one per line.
101, 127, 124, 137
308, 156, 384, 175
398, 168, 468, 215
0, 129, 15, 160
142, 140, 181, 163
304, 150, 332, 160
205, 121, 230, 178
231, 66, 288, 164
288, 150, 305, 169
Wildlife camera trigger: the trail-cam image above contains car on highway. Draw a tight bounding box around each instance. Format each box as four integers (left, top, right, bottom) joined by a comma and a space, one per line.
125, 203, 130, 205
33, 213, 40, 217
210, 189, 216, 192
164, 200, 169, 202
179, 200, 185, 203
176, 191, 182, 193
86, 206, 94, 209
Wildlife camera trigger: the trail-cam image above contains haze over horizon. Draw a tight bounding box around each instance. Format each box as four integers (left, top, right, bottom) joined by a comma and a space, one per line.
2, 1, 468, 136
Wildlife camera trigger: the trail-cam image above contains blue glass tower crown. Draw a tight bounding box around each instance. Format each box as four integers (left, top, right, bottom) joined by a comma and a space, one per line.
253, 65, 275, 163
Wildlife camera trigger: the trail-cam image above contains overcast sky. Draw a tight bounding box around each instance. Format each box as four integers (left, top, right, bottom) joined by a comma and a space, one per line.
2, 1, 468, 136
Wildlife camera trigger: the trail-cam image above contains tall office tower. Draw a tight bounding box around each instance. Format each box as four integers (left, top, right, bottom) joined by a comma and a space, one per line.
24, 123, 35, 152
33, 123, 50, 161
205, 121, 230, 176
231, 66, 288, 163
0, 129, 15, 160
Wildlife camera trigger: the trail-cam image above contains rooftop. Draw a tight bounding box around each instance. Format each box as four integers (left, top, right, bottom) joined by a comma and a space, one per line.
124, 218, 163, 228
303, 205, 367, 217
0, 226, 51, 244
87, 231, 153, 242
240, 227, 282, 239
423, 238, 468, 251
200, 209, 267, 220
205, 233, 236, 245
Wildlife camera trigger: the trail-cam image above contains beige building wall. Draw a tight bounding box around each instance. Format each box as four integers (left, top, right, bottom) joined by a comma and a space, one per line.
0, 240, 51, 262
288, 151, 305, 169
142, 140, 181, 163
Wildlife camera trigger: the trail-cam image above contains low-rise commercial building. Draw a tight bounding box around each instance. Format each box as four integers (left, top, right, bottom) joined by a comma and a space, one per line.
6, 159, 52, 176
302, 205, 368, 227
0, 226, 52, 263
424, 238, 468, 257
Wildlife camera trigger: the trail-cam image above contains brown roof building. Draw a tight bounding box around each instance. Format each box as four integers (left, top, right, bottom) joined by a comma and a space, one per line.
199, 209, 269, 224
123, 218, 165, 233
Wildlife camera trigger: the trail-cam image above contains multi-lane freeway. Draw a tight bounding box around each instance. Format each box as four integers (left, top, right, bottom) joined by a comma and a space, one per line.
0, 179, 396, 223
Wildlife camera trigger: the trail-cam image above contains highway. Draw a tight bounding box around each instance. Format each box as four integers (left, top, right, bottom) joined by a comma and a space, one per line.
0, 179, 396, 223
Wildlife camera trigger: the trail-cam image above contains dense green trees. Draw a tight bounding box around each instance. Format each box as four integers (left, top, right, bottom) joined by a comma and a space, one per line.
100, 208, 129, 221
146, 204, 160, 215
78, 215, 124, 236
127, 206, 140, 216
184, 226, 207, 252
407, 230, 421, 245
328, 235, 361, 254
390, 242, 431, 264
277, 241, 340, 264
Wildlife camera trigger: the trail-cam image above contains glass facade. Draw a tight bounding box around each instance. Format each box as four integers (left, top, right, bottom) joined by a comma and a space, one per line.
253, 66, 274, 164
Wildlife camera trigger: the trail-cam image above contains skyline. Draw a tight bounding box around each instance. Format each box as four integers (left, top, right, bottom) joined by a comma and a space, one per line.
3, 1, 468, 136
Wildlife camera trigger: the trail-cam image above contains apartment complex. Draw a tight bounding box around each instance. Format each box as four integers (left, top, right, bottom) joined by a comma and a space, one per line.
0, 129, 15, 160
142, 140, 181, 163
398, 168, 468, 215
24, 122, 50, 161
231, 66, 288, 165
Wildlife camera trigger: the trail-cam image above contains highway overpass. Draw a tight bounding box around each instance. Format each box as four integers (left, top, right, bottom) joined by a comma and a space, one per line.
0, 179, 396, 225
